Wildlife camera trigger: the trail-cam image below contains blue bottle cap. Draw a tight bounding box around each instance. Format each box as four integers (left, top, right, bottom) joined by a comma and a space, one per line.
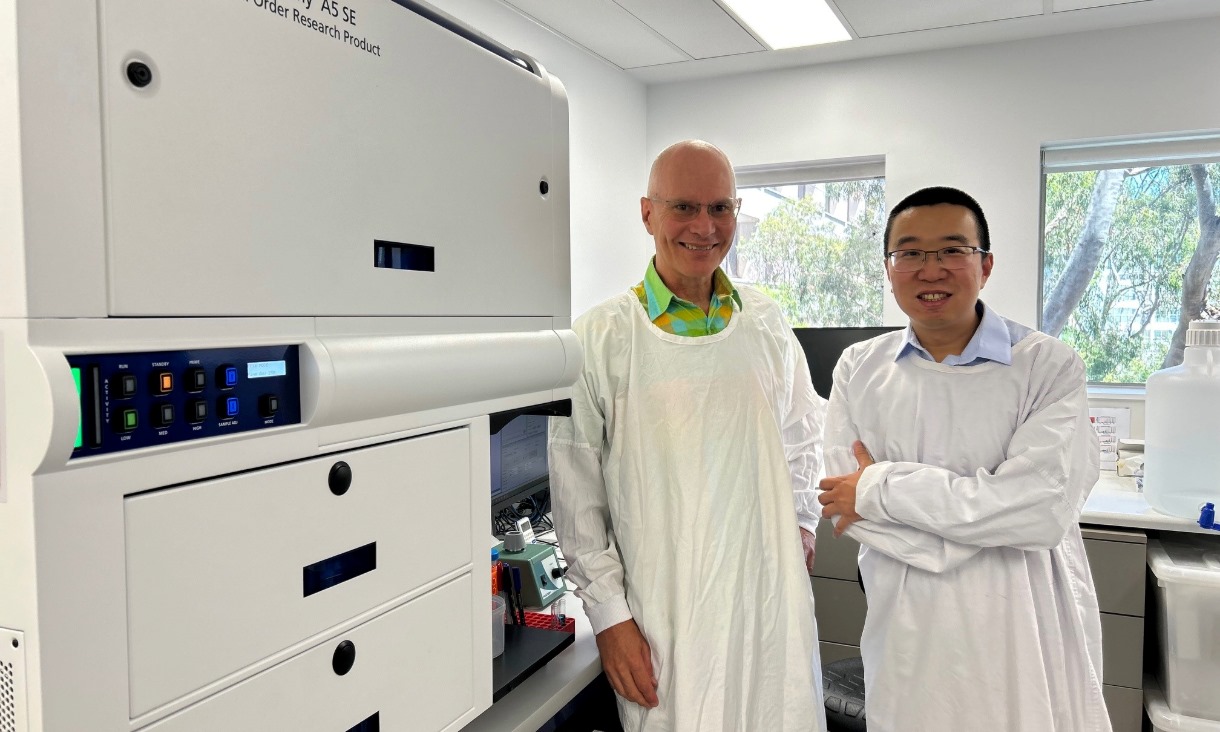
1198, 502, 1217, 531
491, 547, 500, 560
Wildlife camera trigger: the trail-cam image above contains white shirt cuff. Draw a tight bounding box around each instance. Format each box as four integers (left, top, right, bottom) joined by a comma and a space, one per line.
854, 462, 888, 522
583, 594, 633, 635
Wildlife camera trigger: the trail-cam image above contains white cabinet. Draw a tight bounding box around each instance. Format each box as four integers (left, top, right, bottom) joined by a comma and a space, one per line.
125, 429, 473, 717
142, 575, 475, 732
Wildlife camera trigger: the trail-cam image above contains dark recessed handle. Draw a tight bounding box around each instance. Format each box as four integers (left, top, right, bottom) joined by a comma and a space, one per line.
332, 640, 356, 676
329, 461, 352, 496
344, 712, 380, 732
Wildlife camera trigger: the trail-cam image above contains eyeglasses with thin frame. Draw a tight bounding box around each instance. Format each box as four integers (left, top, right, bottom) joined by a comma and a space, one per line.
649, 197, 742, 222
885, 245, 987, 272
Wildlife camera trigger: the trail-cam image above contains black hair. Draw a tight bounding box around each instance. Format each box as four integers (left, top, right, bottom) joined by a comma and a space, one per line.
883, 186, 991, 254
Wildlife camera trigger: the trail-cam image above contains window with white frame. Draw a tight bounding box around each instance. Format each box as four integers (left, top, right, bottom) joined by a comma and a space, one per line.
1041, 137, 1220, 383
731, 158, 886, 327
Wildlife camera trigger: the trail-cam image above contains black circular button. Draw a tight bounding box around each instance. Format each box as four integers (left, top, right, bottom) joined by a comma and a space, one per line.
332, 640, 356, 676
329, 461, 352, 496
539, 180, 549, 195
126, 61, 153, 88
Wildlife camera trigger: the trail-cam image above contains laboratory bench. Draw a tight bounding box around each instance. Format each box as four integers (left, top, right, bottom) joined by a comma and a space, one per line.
471, 473, 1218, 732
463, 527, 609, 732
461, 606, 605, 732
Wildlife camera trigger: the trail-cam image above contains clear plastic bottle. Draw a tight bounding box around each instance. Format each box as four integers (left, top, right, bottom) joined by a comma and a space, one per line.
1144, 320, 1220, 518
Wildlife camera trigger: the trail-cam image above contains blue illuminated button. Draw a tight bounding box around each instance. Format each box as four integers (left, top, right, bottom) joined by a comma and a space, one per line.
216, 365, 238, 390
217, 396, 240, 419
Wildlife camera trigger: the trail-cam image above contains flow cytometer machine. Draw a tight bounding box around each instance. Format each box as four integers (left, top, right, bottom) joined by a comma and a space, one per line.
0, 1, 576, 730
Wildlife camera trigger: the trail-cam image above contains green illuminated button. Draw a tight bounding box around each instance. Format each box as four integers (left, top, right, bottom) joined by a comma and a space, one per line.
112, 408, 138, 433
72, 367, 83, 449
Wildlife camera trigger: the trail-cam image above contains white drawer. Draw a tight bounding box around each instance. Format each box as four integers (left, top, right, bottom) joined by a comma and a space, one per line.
125, 428, 473, 716
142, 576, 478, 732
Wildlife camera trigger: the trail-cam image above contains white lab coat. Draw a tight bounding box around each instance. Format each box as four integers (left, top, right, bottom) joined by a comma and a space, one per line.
549, 286, 827, 732
824, 326, 1111, 732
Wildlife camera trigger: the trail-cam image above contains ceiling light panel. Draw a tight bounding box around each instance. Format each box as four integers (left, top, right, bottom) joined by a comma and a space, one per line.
719, 0, 852, 49
613, 0, 765, 59
1053, 0, 1149, 11
502, 0, 688, 68
832, 0, 1042, 38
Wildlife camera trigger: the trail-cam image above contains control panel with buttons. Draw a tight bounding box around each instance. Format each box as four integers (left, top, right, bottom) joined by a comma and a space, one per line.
67, 345, 301, 458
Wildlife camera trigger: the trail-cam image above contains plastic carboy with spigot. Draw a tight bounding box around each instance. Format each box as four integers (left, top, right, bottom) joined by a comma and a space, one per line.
1144, 320, 1220, 518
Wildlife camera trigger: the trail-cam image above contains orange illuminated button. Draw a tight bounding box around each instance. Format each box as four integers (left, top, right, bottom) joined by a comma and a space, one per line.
151, 371, 173, 395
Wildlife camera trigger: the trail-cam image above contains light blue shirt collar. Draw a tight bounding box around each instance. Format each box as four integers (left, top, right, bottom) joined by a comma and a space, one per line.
895, 300, 1013, 366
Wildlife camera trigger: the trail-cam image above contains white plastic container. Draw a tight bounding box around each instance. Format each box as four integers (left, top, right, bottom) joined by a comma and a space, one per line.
1144, 320, 1220, 519
1148, 536, 1220, 720
491, 595, 506, 659
1147, 677, 1220, 732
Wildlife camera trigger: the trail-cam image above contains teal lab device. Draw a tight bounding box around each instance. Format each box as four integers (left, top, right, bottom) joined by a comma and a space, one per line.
496, 541, 566, 609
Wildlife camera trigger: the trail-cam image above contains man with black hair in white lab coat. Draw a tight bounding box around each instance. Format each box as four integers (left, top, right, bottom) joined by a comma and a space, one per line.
818, 186, 1111, 732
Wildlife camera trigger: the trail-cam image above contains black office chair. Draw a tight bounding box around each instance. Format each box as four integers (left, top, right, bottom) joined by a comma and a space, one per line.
822, 656, 866, 731
822, 568, 867, 731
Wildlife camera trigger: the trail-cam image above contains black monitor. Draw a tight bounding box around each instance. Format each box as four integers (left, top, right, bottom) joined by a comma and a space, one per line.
490, 414, 550, 512
793, 326, 902, 400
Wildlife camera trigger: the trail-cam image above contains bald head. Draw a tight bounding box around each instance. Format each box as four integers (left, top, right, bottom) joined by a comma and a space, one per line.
647, 140, 736, 198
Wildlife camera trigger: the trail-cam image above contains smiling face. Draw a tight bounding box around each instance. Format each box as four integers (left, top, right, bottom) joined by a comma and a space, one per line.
886, 203, 993, 339
640, 143, 736, 301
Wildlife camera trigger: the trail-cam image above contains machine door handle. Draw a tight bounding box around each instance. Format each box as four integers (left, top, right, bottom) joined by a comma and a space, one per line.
332, 639, 356, 676
329, 461, 353, 495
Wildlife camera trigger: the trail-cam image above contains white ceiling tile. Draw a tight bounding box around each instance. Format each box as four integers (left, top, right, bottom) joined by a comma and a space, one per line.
613, 0, 765, 59
502, 0, 689, 68
833, 0, 1044, 37
1053, 0, 1149, 11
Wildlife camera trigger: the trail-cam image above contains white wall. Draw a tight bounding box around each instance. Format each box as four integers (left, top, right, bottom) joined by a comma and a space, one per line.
646, 16, 1220, 328
430, 0, 651, 318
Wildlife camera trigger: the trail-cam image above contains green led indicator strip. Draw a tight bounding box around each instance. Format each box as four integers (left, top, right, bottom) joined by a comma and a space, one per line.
71, 366, 83, 449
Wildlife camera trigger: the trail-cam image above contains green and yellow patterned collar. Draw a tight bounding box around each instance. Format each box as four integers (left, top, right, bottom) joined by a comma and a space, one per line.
641, 258, 741, 320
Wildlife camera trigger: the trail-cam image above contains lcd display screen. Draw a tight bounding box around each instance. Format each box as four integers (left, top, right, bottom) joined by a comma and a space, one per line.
247, 360, 287, 379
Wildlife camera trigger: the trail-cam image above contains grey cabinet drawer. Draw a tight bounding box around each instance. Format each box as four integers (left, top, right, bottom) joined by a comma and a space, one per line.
812, 576, 867, 646
1102, 683, 1142, 732
813, 518, 861, 581
1082, 534, 1146, 616
1100, 613, 1143, 688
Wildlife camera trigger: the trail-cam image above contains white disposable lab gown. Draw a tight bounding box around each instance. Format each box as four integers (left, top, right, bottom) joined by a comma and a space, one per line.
824, 326, 1110, 732
549, 286, 827, 732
